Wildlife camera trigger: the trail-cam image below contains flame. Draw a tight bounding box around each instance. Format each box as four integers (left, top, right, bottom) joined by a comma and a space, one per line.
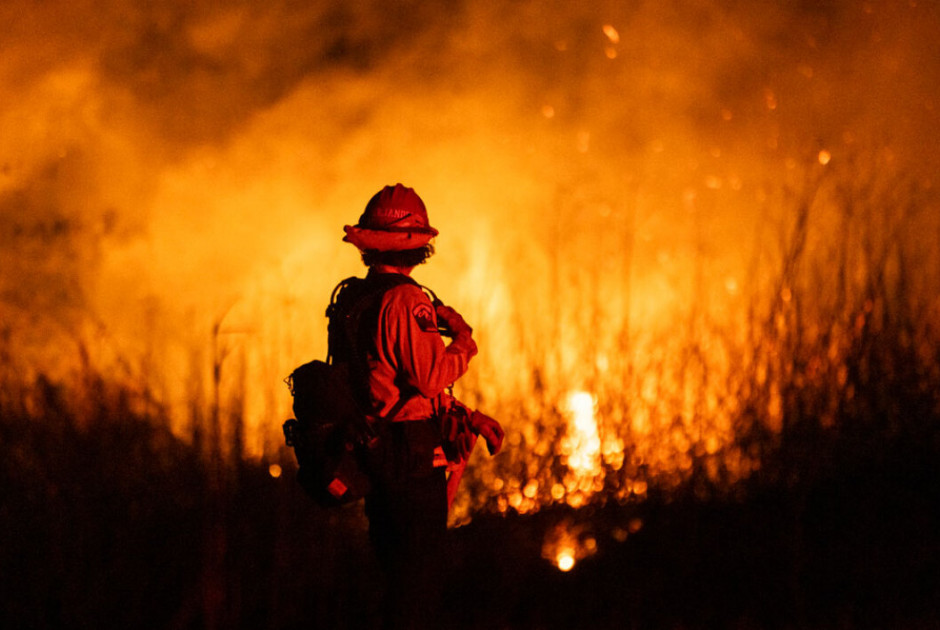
563, 391, 601, 475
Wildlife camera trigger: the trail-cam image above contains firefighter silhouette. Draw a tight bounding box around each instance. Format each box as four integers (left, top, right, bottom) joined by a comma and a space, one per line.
339, 183, 504, 629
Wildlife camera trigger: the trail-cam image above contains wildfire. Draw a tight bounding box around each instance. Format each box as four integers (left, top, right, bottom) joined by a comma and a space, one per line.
2, 0, 939, 525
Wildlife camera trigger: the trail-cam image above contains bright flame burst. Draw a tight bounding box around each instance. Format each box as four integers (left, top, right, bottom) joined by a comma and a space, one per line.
563, 391, 601, 475
555, 391, 627, 509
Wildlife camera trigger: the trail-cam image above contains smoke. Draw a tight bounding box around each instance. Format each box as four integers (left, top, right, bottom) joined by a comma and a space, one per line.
2, 0, 939, 458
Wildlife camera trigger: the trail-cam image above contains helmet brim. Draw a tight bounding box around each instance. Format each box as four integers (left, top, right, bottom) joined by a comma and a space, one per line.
343, 225, 437, 252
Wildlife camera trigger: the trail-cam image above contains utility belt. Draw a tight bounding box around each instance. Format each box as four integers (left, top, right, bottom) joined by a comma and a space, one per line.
368, 384, 480, 480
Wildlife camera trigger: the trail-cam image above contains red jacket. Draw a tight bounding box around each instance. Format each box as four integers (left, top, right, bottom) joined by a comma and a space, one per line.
366, 279, 477, 421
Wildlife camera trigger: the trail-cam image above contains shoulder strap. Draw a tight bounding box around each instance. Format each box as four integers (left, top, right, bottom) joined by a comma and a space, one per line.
326, 273, 420, 422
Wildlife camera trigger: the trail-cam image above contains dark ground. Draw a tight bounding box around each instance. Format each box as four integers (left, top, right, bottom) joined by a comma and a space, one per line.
1, 409, 938, 630
447, 457, 940, 630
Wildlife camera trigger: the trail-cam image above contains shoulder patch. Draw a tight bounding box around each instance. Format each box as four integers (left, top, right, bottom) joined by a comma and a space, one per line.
412, 303, 438, 333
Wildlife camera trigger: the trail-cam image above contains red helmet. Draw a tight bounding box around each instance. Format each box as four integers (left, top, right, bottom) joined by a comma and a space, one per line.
343, 184, 439, 251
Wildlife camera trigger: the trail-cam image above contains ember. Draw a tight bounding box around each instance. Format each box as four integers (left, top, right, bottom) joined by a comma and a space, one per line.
542, 518, 598, 573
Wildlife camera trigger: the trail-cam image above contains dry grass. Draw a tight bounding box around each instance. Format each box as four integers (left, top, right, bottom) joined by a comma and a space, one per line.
2, 151, 939, 629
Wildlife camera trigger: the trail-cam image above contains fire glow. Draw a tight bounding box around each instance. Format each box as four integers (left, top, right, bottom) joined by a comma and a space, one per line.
563, 391, 601, 477
541, 519, 598, 573
3, 1, 940, 526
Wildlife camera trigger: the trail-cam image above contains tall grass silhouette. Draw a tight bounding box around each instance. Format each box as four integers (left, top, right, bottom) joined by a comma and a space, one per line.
2, 150, 939, 628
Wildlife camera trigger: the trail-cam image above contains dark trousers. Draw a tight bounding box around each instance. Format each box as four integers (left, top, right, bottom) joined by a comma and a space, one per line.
364, 421, 448, 630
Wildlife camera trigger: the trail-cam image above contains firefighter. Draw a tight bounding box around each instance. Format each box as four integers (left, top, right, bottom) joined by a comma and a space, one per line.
340, 183, 504, 630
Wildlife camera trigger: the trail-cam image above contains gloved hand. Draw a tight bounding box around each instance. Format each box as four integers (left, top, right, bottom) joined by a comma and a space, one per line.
435, 304, 472, 337
440, 405, 476, 462
469, 410, 504, 455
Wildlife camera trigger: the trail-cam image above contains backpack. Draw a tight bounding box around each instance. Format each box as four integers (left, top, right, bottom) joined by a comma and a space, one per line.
282, 273, 417, 506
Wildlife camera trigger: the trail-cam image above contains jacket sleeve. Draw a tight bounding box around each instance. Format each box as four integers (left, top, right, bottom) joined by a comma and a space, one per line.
377, 284, 477, 399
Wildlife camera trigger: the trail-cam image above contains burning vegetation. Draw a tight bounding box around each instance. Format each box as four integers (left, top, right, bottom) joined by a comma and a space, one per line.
2, 1, 940, 628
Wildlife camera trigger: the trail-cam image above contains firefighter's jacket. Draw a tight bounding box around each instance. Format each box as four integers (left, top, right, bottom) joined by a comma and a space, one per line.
367, 278, 477, 421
